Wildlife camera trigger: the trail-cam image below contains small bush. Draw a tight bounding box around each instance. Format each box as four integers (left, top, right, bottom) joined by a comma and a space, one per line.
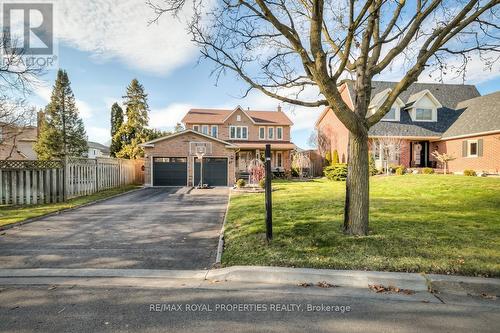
368, 154, 378, 176
332, 150, 340, 164
259, 178, 266, 189
422, 167, 434, 174
324, 163, 348, 181
395, 166, 406, 175
463, 169, 477, 176
236, 179, 246, 188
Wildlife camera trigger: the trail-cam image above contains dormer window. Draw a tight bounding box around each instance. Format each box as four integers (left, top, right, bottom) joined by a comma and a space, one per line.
382, 108, 397, 121
415, 108, 433, 121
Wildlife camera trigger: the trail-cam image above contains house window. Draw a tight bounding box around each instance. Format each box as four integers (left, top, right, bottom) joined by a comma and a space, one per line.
276, 152, 282, 167
468, 140, 478, 157
259, 127, 265, 140
382, 108, 397, 121
237, 115, 241, 121
193, 125, 199, 132
268, 127, 274, 140
415, 108, 433, 121
276, 127, 283, 140
230, 126, 248, 139
211, 125, 218, 138
201, 125, 209, 135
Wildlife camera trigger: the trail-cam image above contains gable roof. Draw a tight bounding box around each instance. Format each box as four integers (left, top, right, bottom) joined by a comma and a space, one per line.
442, 92, 500, 139
181, 107, 293, 125
88, 141, 110, 153
343, 80, 481, 138
139, 129, 238, 148
405, 89, 442, 109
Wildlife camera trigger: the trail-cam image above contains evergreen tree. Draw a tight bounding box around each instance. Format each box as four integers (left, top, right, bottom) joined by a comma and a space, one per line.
115, 79, 150, 159
109, 102, 124, 157
34, 70, 88, 160
174, 122, 184, 133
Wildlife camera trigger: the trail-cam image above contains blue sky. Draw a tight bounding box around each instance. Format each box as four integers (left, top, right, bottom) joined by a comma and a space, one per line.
29, 1, 500, 148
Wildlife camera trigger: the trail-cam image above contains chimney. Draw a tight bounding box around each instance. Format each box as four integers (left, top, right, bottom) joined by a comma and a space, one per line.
277, 105, 282, 112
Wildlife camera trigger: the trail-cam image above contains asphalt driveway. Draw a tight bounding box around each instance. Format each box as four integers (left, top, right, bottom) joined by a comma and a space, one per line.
0, 187, 229, 269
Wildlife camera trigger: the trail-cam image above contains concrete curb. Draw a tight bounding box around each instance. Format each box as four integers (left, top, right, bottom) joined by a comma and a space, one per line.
215, 190, 231, 264
1, 267, 499, 294
206, 266, 429, 291
0, 186, 144, 232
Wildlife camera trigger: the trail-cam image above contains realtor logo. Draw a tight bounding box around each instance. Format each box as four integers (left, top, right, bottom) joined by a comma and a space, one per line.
2, 2, 53, 55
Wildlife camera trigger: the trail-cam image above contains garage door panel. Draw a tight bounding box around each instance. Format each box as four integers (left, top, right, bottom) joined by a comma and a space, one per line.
194, 157, 228, 187
153, 157, 187, 186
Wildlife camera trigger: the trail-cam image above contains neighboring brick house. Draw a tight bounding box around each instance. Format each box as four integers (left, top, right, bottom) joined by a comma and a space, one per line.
315, 81, 500, 174
141, 106, 295, 187
0, 124, 38, 160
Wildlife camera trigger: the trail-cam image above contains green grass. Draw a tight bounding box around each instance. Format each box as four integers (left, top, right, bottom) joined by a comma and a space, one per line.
223, 175, 500, 277
0, 185, 140, 228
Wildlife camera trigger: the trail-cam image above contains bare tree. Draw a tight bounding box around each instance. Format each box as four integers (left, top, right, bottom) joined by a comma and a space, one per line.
431, 150, 456, 174
370, 136, 404, 174
291, 151, 312, 179
150, 0, 500, 235
0, 35, 44, 160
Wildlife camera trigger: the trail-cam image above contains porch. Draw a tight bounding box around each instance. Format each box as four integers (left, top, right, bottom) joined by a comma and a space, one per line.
235, 149, 291, 181
371, 138, 438, 170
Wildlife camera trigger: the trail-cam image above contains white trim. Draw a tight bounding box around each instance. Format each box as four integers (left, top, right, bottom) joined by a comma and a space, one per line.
211, 125, 218, 138
408, 89, 443, 109
229, 125, 249, 140
466, 139, 478, 158
222, 105, 256, 124
276, 126, 283, 140
441, 129, 500, 140
413, 107, 436, 122
140, 129, 238, 148
268, 127, 274, 140
259, 126, 266, 140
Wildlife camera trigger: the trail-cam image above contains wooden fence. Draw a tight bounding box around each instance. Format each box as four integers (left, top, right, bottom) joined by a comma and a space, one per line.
0, 158, 143, 205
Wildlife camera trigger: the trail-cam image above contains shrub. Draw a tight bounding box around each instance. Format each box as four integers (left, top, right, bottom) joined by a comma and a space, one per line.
325, 151, 332, 165
332, 150, 340, 164
368, 154, 378, 176
463, 169, 477, 176
395, 166, 406, 175
259, 178, 266, 189
236, 179, 246, 188
324, 163, 348, 181
422, 167, 434, 174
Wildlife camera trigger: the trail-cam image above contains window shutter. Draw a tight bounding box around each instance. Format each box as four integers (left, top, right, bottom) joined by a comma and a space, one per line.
462, 140, 467, 157
478, 139, 483, 157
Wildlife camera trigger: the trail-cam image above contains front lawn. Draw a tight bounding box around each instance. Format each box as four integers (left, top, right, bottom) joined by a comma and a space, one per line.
0, 185, 140, 228
223, 175, 500, 277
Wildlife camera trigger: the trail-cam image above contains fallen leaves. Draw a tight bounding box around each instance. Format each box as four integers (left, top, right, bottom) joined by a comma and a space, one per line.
316, 281, 338, 288
368, 284, 415, 295
480, 293, 497, 300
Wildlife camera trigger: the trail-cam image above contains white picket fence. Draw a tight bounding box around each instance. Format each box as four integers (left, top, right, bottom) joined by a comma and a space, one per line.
0, 157, 141, 205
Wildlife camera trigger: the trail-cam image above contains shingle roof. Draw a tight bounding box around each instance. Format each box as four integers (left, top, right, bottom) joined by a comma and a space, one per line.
181, 107, 293, 125
442, 92, 500, 138
88, 141, 110, 153
344, 80, 481, 137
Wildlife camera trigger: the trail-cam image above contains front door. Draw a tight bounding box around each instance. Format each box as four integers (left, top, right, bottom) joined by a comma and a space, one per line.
412, 141, 428, 167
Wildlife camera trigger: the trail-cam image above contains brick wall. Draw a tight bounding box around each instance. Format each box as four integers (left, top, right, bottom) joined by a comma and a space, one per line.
434, 133, 500, 173
143, 132, 236, 186
185, 108, 291, 143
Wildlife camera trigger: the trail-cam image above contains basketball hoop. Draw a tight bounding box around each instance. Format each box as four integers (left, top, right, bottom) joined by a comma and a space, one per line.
195, 145, 206, 160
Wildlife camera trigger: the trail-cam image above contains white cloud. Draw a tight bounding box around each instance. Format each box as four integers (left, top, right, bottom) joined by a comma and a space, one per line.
87, 126, 110, 145
54, 0, 197, 74
150, 103, 195, 130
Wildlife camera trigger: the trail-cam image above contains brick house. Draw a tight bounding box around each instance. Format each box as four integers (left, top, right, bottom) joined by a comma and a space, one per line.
0, 124, 38, 160
141, 106, 295, 187
315, 81, 500, 174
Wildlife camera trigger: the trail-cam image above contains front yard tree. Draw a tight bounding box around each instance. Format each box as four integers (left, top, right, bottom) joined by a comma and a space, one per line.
115, 79, 150, 159
150, 0, 500, 235
35, 70, 88, 160
110, 102, 124, 157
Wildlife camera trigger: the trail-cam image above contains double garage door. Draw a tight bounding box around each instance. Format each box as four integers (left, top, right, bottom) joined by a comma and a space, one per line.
153, 157, 228, 186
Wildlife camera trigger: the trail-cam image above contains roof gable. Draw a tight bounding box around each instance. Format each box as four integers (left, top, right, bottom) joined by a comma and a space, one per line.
406, 89, 442, 109
140, 129, 238, 147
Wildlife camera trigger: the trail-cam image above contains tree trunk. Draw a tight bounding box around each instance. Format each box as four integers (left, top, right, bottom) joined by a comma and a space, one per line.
343, 132, 369, 235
